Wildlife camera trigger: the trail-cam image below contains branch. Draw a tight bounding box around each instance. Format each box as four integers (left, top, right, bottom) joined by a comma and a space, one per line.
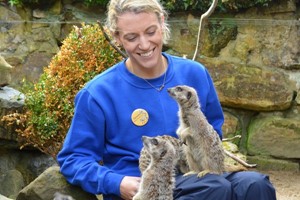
222, 135, 241, 142
224, 149, 257, 168
192, 0, 219, 60
97, 20, 127, 58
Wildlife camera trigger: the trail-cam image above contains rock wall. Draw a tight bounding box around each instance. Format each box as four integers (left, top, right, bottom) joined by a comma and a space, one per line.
0, 0, 299, 199
165, 0, 300, 170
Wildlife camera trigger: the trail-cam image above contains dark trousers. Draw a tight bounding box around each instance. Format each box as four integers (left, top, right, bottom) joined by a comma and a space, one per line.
105, 171, 277, 200
174, 171, 276, 200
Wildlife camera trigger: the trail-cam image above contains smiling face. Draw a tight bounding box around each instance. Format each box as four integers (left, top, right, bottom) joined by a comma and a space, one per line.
115, 11, 165, 78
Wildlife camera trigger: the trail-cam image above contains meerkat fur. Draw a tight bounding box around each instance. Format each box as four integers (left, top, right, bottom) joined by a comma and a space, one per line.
168, 85, 225, 177
139, 135, 189, 174
133, 136, 177, 200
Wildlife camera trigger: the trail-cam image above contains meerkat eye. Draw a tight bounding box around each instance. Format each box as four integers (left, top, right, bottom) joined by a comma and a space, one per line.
151, 138, 159, 145
176, 87, 182, 92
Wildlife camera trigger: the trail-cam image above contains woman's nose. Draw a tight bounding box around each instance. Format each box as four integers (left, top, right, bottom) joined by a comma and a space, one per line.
138, 36, 150, 50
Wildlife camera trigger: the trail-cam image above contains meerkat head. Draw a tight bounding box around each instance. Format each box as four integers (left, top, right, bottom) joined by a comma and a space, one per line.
167, 85, 199, 107
142, 136, 174, 160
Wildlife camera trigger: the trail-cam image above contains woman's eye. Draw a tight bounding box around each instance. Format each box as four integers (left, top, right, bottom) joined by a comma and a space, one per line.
124, 34, 137, 42
127, 37, 136, 42
147, 31, 155, 36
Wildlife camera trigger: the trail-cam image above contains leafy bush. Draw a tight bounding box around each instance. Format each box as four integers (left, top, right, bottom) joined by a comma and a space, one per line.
2, 23, 123, 158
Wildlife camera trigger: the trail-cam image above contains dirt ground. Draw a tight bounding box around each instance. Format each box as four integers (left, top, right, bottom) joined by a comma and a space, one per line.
260, 170, 300, 200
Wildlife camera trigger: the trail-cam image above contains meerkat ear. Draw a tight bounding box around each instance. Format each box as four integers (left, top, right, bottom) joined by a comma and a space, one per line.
187, 91, 192, 99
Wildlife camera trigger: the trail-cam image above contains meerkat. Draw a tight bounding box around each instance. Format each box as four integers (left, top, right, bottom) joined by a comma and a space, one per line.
133, 136, 177, 200
168, 85, 225, 177
139, 135, 190, 174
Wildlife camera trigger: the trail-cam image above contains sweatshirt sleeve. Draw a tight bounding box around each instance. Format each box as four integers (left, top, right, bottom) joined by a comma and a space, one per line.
57, 89, 124, 196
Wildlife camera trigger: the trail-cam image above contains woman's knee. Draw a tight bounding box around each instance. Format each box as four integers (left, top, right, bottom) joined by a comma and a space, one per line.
174, 174, 233, 200
225, 171, 276, 200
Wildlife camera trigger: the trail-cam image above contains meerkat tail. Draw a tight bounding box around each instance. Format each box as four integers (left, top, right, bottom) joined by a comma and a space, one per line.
224, 149, 257, 168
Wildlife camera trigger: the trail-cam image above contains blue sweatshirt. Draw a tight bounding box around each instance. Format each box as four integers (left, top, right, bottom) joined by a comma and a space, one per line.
57, 53, 224, 198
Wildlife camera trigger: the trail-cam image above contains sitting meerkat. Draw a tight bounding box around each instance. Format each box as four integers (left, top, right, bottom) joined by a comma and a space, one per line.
133, 136, 177, 200
139, 135, 189, 174
168, 85, 225, 177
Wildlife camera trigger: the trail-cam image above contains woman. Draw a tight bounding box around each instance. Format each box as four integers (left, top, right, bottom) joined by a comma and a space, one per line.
57, 0, 277, 199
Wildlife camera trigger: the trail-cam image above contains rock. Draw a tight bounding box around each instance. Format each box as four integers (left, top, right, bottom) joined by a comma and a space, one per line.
0, 148, 57, 188
0, 87, 24, 149
297, 91, 300, 105
222, 111, 240, 140
0, 194, 13, 200
16, 166, 98, 200
33, 9, 46, 18
202, 59, 296, 111
218, 6, 300, 69
248, 113, 300, 159
223, 141, 249, 169
0, 87, 24, 109
0, 55, 13, 86
247, 156, 299, 171
0, 5, 60, 88
0, 55, 13, 69
263, 0, 297, 14
0, 170, 25, 199
223, 141, 240, 153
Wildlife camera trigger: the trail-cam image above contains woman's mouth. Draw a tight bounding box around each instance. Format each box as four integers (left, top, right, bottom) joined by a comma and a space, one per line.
139, 49, 155, 57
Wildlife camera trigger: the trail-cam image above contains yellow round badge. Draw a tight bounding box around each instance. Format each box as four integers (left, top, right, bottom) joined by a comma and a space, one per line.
131, 108, 149, 126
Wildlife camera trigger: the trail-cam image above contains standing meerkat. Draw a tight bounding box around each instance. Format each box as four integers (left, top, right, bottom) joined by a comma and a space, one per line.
133, 136, 177, 200
168, 85, 225, 177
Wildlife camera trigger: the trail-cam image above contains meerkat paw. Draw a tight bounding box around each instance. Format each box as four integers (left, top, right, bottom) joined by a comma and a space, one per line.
180, 127, 190, 137
183, 171, 197, 177
132, 195, 141, 200
197, 170, 210, 177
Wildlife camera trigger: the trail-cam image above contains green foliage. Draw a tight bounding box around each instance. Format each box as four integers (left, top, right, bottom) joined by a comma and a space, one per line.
6, 0, 273, 11
8, 0, 37, 7
222, 0, 272, 11
7, 0, 108, 7
161, 0, 273, 12
4, 23, 123, 157
83, 0, 108, 6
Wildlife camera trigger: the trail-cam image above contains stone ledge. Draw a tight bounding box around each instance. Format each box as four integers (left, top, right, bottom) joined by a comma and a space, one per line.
247, 156, 299, 172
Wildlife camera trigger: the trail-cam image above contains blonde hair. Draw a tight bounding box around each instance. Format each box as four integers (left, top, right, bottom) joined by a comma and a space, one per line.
105, 0, 170, 44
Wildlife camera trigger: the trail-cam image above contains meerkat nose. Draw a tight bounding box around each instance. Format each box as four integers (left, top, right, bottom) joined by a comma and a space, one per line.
142, 136, 148, 142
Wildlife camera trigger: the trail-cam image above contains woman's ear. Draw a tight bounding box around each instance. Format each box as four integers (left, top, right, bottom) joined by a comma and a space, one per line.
161, 15, 165, 25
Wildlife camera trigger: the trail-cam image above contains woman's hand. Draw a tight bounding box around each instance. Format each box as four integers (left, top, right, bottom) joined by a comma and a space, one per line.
120, 176, 141, 200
